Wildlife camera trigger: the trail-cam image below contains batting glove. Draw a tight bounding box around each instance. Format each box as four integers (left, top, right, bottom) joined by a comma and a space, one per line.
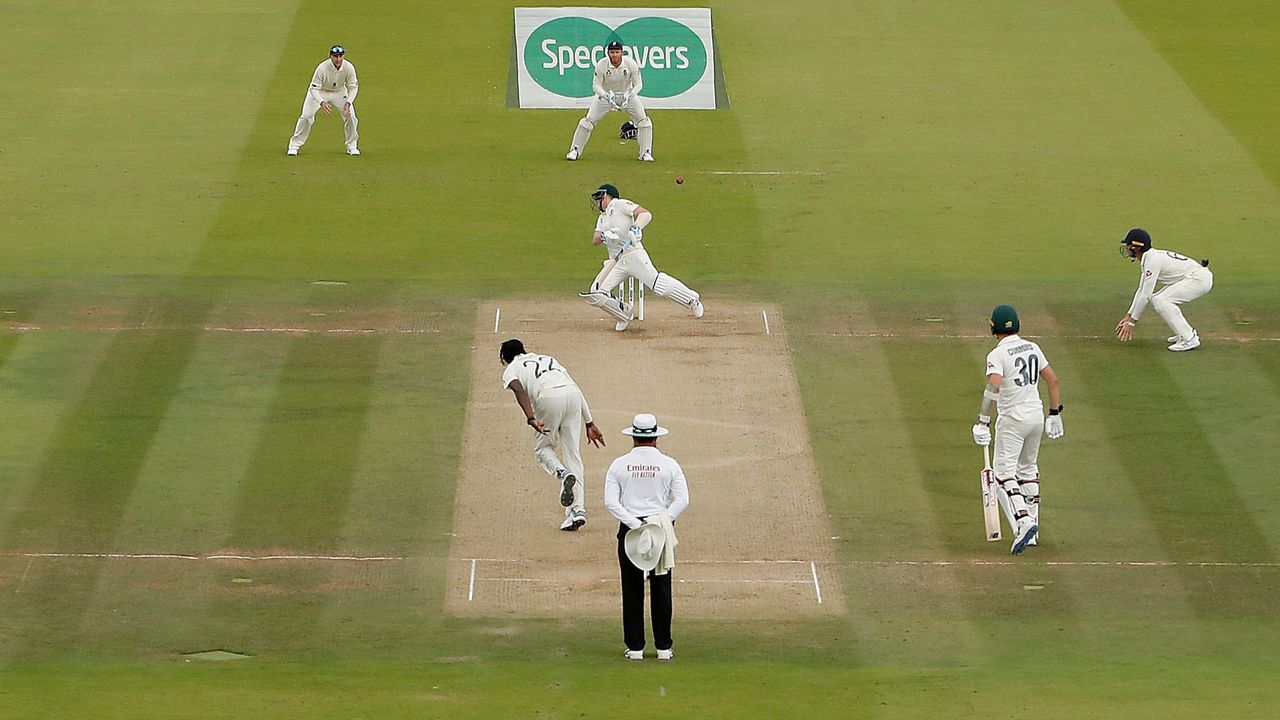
971, 422, 992, 447
628, 225, 643, 243
1045, 415, 1064, 439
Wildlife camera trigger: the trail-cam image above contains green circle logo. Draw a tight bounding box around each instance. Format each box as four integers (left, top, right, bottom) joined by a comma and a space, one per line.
525, 17, 708, 99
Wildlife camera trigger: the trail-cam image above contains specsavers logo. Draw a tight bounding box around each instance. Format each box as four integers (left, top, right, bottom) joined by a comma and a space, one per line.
524, 17, 707, 98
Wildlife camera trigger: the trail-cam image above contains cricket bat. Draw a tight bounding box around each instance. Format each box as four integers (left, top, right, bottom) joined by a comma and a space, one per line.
981, 444, 1001, 541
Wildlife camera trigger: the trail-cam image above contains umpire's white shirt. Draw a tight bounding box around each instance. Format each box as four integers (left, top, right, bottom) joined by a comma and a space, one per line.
309, 59, 359, 104
984, 335, 1050, 423
604, 446, 689, 530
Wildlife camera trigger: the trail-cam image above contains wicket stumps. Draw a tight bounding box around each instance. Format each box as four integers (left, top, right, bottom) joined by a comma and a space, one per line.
615, 277, 645, 321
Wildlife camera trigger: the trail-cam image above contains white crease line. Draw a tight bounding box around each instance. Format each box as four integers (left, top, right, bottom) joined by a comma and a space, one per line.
7, 326, 443, 335
7, 552, 405, 562
811, 561, 823, 604
468, 559, 477, 601
480, 577, 810, 585
762, 310, 771, 335
847, 559, 1280, 568
494, 308, 501, 334
817, 331, 1280, 342
704, 171, 828, 176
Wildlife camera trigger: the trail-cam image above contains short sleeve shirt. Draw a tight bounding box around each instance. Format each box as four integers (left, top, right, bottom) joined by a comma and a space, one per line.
501, 353, 576, 399
984, 335, 1050, 423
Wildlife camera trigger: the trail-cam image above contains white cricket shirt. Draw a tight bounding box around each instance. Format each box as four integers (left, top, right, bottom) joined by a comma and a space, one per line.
309, 59, 359, 103
501, 352, 579, 399
604, 445, 690, 530
593, 56, 643, 95
1126, 248, 1212, 320
595, 198, 644, 257
984, 334, 1051, 423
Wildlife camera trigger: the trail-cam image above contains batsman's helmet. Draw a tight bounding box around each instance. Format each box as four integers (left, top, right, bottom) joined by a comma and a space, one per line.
990, 305, 1020, 335
619, 121, 638, 140
1121, 227, 1151, 261
591, 183, 619, 211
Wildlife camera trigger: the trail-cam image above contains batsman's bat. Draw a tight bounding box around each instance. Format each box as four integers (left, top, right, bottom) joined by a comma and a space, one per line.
981, 444, 1001, 541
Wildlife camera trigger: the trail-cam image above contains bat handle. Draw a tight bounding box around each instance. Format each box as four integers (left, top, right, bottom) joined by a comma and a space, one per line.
982, 443, 991, 470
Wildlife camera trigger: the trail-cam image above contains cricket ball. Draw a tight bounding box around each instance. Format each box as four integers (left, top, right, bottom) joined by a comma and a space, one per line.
675, 176, 684, 185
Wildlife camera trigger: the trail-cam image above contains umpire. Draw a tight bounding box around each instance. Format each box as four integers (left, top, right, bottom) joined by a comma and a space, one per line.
603, 413, 690, 661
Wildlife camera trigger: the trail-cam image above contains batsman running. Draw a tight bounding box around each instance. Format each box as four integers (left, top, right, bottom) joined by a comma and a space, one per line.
579, 183, 705, 332
500, 339, 607, 531
971, 305, 1063, 554
565, 40, 654, 162
1114, 228, 1213, 352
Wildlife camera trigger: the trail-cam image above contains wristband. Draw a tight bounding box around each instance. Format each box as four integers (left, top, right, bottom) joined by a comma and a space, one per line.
1049, 405, 1063, 416
977, 414, 991, 425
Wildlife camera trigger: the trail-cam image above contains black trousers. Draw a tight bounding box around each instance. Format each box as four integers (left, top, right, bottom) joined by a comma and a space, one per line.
617, 522, 673, 652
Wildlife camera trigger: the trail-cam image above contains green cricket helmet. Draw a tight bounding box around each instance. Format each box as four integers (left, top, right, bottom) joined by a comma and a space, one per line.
990, 305, 1020, 335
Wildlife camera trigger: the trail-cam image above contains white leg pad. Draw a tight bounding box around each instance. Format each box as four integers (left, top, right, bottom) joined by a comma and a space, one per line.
580, 290, 632, 322
636, 116, 653, 157
571, 118, 595, 154
653, 272, 698, 307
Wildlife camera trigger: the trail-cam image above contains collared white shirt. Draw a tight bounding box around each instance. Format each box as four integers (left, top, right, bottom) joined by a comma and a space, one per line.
595, 197, 644, 257
604, 445, 689, 530
501, 352, 578, 399
309, 59, 359, 103
593, 56, 642, 95
984, 334, 1050, 423
1126, 248, 1212, 320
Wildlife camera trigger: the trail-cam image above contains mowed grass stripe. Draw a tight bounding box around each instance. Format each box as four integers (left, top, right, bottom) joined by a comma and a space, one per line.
226, 332, 382, 551
1160, 341, 1280, 551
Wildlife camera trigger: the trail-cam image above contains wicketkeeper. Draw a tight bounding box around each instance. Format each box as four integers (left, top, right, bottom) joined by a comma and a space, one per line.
566, 40, 654, 162
971, 305, 1063, 554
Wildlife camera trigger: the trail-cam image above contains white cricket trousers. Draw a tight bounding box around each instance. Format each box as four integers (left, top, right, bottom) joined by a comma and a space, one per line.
1150, 271, 1213, 340
590, 247, 700, 308
993, 416, 1043, 482
289, 91, 359, 151
532, 384, 586, 512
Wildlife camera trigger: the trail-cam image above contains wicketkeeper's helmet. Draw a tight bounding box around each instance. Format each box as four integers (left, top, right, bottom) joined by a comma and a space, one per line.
990, 305, 1020, 335
619, 121, 637, 140
591, 183, 619, 211
1121, 227, 1152, 261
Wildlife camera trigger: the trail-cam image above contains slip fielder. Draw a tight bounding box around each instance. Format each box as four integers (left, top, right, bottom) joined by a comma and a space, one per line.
579, 183, 704, 332
971, 305, 1063, 554
287, 45, 360, 157
566, 40, 654, 162
1114, 228, 1213, 352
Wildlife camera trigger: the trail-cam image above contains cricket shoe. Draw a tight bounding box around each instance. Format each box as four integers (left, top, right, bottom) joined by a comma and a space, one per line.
1168, 334, 1200, 352
560, 508, 586, 531
690, 299, 704, 319
558, 471, 576, 507
286, 148, 298, 156
1167, 335, 1180, 344
624, 650, 644, 661
639, 151, 654, 162
566, 147, 580, 161
657, 649, 673, 661
615, 318, 630, 332
1011, 519, 1038, 555
346, 147, 361, 156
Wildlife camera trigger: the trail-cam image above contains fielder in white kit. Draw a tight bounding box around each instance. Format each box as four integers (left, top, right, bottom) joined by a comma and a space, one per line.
579, 184, 704, 332
500, 339, 606, 531
1114, 228, 1213, 352
566, 40, 654, 162
971, 305, 1063, 554
287, 45, 360, 156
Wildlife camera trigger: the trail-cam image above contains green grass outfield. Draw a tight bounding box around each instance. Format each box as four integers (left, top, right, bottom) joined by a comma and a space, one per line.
3, 0, 1279, 717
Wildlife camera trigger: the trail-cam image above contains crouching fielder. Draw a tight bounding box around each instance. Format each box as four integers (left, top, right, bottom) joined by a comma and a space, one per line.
579, 184, 704, 332
1114, 228, 1213, 352
971, 305, 1063, 554
566, 40, 654, 162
